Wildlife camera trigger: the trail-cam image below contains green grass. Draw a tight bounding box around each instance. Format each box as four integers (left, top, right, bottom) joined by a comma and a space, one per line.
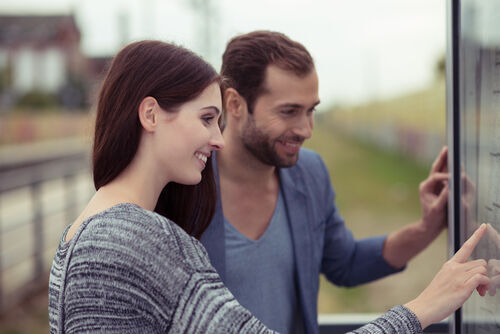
305, 119, 428, 224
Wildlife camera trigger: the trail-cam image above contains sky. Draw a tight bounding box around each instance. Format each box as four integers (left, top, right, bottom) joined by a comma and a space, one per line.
0, 0, 447, 107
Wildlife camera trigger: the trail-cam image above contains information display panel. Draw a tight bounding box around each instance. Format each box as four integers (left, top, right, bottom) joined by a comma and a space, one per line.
450, 0, 500, 333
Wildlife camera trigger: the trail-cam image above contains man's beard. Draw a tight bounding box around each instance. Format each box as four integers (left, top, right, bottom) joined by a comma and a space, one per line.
240, 115, 302, 168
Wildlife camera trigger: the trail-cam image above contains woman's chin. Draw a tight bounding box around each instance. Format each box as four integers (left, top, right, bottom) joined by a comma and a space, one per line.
177, 174, 202, 186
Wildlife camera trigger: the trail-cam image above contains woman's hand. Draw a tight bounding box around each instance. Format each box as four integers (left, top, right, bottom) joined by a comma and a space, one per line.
404, 223, 490, 329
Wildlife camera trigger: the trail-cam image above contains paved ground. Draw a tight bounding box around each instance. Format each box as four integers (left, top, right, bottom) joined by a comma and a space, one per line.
0, 286, 48, 334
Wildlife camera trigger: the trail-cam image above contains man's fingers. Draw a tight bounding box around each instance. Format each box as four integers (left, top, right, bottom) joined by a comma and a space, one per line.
430, 146, 447, 173
431, 146, 448, 174
429, 172, 449, 181
421, 173, 448, 191
461, 172, 476, 192
452, 224, 487, 263
435, 183, 449, 208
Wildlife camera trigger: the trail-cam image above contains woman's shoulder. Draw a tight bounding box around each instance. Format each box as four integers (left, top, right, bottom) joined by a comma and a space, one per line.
72, 203, 210, 271
75, 203, 181, 246
74, 203, 157, 235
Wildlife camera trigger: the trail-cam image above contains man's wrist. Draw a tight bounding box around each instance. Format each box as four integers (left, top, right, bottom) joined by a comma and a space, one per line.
383, 221, 444, 269
418, 217, 446, 236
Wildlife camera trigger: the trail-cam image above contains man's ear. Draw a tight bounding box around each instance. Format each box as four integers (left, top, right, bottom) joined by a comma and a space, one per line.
224, 88, 248, 118
138, 96, 158, 132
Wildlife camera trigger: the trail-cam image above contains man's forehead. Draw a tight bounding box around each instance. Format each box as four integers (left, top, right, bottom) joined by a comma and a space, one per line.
263, 64, 316, 83
259, 65, 319, 107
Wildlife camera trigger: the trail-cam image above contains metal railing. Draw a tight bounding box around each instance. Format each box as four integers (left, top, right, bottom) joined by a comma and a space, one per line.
0, 138, 92, 313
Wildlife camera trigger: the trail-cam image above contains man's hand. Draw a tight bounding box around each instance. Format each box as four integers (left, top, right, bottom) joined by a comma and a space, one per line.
419, 146, 449, 232
383, 146, 450, 269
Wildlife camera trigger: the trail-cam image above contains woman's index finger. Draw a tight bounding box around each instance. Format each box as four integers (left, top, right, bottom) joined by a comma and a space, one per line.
453, 223, 487, 263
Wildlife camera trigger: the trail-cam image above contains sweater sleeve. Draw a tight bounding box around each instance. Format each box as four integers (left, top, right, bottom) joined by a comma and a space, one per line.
347, 306, 423, 334
166, 221, 275, 333
170, 269, 275, 333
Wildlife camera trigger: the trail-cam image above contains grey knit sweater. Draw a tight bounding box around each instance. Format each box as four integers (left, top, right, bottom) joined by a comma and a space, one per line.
48, 203, 423, 333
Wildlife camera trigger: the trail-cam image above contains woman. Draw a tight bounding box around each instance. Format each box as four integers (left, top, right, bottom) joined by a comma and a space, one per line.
48, 40, 489, 333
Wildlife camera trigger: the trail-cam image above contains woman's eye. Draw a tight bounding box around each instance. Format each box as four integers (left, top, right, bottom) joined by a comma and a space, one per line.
202, 116, 215, 124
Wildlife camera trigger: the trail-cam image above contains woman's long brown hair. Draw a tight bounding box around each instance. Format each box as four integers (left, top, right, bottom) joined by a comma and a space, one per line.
93, 40, 219, 239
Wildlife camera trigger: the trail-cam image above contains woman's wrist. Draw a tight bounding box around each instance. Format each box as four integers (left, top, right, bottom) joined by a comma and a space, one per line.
404, 299, 431, 330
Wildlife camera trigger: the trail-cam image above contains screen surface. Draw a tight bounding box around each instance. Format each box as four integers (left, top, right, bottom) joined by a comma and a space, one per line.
457, 0, 500, 332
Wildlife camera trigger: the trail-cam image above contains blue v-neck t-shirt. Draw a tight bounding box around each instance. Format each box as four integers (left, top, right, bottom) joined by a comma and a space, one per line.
223, 191, 304, 333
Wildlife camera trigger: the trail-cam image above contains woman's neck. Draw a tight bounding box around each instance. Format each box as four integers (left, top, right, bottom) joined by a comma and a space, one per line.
102, 153, 167, 211
66, 144, 167, 243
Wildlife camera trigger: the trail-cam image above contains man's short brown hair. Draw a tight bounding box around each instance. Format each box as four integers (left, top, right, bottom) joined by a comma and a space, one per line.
221, 30, 314, 113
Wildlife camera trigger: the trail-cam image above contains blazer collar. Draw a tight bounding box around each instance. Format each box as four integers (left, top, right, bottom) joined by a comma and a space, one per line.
279, 165, 316, 333
204, 153, 315, 315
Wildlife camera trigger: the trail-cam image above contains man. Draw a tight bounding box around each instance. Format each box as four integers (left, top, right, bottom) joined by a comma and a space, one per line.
201, 31, 448, 334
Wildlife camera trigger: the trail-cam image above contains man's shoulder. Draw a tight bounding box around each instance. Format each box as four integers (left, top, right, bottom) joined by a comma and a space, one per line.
291, 148, 326, 172
280, 148, 330, 187
281, 148, 335, 208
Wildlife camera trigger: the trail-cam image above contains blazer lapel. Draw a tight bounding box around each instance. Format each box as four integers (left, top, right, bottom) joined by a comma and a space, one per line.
279, 166, 316, 332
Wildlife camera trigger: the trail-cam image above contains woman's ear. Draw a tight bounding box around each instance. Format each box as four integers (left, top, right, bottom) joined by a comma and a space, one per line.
224, 88, 247, 119
138, 97, 158, 132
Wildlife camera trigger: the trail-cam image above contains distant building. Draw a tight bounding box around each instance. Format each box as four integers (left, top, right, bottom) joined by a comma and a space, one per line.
0, 14, 87, 108
83, 55, 113, 104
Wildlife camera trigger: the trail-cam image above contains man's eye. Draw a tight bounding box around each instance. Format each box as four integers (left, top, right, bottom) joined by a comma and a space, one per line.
281, 109, 296, 115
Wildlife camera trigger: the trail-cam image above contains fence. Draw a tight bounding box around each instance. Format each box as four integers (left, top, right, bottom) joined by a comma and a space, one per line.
0, 138, 93, 313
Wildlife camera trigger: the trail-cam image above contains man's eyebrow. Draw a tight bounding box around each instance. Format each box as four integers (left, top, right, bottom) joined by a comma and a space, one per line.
311, 100, 321, 108
276, 100, 321, 109
201, 106, 221, 115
